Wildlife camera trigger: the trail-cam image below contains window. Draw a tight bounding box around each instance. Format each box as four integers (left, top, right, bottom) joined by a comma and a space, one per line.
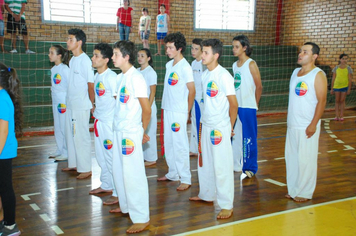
41, 0, 121, 25
194, 0, 255, 31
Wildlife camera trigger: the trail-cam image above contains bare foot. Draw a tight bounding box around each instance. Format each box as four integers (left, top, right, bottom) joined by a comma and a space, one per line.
177, 183, 191, 191
157, 176, 170, 181
144, 161, 156, 167
109, 207, 122, 213
103, 196, 119, 205
76, 172, 92, 179
189, 196, 213, 202
61, 167, 77, 172
126, 222, 150, 234
293, 197, 309, 202
89, 187, 113, 195
217, 209, 233, 219
285, 194, 292, 199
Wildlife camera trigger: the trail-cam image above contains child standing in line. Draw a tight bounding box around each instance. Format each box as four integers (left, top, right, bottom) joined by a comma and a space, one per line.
48, 45, 70, 161
189, 39, 238, 220
110, 40, 151, 234
89, 43, 118, 206
155, 4, 169, 56
138, 8, 151, 49
330, 53, 353, 121
231, 35, 262, 178
0, 62, 23, 236
137, 48, 158, 166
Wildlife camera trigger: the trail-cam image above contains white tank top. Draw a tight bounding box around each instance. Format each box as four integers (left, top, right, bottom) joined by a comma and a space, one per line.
156, 14, 168, 33
287, 67, 323, 129
232, 58, 258, 109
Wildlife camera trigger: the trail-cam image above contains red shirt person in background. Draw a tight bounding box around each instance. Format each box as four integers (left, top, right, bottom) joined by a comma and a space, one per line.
116, 0, 133, 40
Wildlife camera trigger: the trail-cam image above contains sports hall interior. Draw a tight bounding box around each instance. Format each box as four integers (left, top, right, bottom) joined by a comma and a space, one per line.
1, 0, 355, 235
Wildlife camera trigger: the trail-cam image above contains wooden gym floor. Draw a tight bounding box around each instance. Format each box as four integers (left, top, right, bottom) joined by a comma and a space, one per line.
9, 110, 356, 235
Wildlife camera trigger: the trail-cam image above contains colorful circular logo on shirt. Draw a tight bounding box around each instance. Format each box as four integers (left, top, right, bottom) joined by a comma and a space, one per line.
96, 82, 106, 96
206, 81, 219, 97
57, 103, 66, 114
53, 73, 62, 84
120, 86, 130, 103
122, 138, 135, 155
210, 129, 222, 145
103, 139, 113, 150
168, 72, 179, 86
234, 72, 241, 90
295, 81, 308, 96
171, 122, 181, 132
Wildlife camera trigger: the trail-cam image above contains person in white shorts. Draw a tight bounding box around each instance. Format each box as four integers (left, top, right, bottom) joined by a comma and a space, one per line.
189, 38, 205, 157
137, 48, 158, 166
285, 42, 327, 202
61, 28, 94, 179
157, 32, 196, 191
189, 39, 238, 219
89, 43, 119, 206
110, 40, 151, 234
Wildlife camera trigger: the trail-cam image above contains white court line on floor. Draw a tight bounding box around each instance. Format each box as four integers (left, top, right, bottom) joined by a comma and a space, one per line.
40, 214, 51, 222
264, 178, 286, 187
192, 169, 198, 172
335, 139, 345, 144
257, 160, 267, 163
56, 187, 74, 192
147, 175, 158, 179
329, 134, 337, 138
324, 126, 330, 129
18, 144, 52, 149
21, 192, 41, 201
174, 196, 356, 235
326, 130, 332, 133
51, 225, 64, 235
327, 150, 338, 153
30, 203, 40, 211
344, 145, 355, 150
274, 157, 285, 160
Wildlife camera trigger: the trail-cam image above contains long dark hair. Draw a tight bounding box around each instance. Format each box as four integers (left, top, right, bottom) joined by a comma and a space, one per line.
0, 63, 23, 135
51, 45, 70, 66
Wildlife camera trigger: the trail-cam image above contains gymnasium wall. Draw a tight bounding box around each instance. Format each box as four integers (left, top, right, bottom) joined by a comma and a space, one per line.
281, 0, 356, 72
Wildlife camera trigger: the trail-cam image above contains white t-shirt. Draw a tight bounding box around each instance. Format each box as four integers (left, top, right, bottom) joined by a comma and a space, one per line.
50, 63, 69, 102
139, 15, 151, 31
113, 66, 148, 132
93, 68, 118, 123
191, 59, 204, 101
66, 53, 94, 110
201, 65, 235, 128
287, 67, 323, 129
161, 58, 194, 113
138, 65, 157, 98
232, 58, 258, 109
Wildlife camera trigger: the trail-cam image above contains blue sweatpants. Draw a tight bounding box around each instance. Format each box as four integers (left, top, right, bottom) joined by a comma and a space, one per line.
232, 107, 258, 174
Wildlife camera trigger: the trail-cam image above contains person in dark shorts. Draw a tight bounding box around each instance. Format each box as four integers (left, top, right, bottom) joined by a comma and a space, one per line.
5, 0, 35, 53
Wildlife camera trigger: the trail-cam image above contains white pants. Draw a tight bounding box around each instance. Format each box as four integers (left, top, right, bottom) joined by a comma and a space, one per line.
112, 128, 150, 223
52, 99, 67, 157
65, 109, 92, 172
143, 101, 158, 162
285, 126, 320, 199
163, 110, 191, 185
94, 119, 116, 194
198, 124, 234, 210
189, 101, 199, 154
231, 117, 242, 171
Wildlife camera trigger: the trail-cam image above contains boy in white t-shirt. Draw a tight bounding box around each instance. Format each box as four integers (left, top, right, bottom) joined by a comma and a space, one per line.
157, 32, 196, 191
189, 39, 238, 219
110, 40, 151, 234
62, 28, 94, 179
189, 38, 204, 156
89, 43, 119, 206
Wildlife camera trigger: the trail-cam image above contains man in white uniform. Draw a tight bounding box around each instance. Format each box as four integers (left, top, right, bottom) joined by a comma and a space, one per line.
89, 43, 118, 205
62, 28, 94, 179
189, 38, 204, 156
285, 42, 327, 202
157, 32, 196, 191
189, 39, 238, 219
110, 40, 151, 234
